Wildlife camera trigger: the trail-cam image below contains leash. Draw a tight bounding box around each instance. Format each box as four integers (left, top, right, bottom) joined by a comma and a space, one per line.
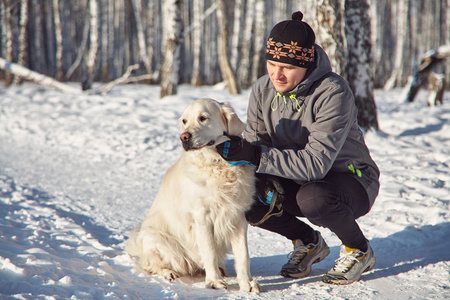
248, 190, 283, 226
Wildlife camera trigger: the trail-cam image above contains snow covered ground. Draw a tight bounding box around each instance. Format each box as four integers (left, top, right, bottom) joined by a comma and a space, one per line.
0, 82, 449, 299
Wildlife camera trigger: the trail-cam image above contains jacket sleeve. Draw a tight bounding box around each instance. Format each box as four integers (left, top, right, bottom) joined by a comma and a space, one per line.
244, 84, 272, 146
257, 83, 356, 182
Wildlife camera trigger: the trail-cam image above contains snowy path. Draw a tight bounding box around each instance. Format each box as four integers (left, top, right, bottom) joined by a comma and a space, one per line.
0, 83, 449, 299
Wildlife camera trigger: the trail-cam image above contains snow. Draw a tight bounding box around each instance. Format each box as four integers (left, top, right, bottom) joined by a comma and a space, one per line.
1, 82, 449, 299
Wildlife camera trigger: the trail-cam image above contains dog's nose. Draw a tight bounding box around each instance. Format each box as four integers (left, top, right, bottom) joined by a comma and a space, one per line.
180, 132, 191, 141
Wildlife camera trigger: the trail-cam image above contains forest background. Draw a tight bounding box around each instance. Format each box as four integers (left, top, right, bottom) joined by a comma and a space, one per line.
0, 0, 449, 130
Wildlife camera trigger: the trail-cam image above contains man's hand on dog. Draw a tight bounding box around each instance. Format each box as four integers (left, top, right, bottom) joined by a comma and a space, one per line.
216, 135, 261, 167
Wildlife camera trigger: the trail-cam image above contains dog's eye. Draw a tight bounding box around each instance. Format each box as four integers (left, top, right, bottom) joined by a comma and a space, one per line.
198, 116, 208, 123
182, 119, 187, 125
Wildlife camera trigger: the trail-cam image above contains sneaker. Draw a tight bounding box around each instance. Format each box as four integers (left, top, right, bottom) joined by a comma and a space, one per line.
280, 231, 330, 278
322, 242, 376, 285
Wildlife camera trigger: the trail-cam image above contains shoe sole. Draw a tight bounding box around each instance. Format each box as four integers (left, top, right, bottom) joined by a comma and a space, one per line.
280, 246, 331, 279
322, 256, 376, 285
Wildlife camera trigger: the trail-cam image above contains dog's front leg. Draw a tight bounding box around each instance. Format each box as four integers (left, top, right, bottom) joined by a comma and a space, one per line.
230, 218, 260, 292
193, 209, 227, 290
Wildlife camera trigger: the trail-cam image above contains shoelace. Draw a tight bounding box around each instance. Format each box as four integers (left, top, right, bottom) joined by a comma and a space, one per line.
271, 92, 302, 112
332, 250, 362, 272
286, 244, 308, 265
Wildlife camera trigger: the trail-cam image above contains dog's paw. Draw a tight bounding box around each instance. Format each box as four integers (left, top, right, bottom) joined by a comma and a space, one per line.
206, 279, 227, 290
250, 280, 261, 293
161, 268, 179, 281
239, 280, 261, 293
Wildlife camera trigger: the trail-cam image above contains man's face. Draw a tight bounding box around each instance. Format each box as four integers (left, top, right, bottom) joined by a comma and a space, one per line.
266, 60, 308, 93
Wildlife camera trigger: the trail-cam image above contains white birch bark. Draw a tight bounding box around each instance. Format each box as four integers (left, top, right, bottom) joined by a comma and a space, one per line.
0, 1, 5, 60
3, 0, 13, 85
145, 0, 156, 79
238, 0, 255, 89
82, 0, 99, 90
190, 0, 202, 86
131, 0, 150, 73
315, 0, 346, 77
345, 0, 378, 131
160, 0, 183, 98
251, 0, 265, 83
384, 0, 410, 89
13, 0, 28, 85
53, 0, 64, 81
217, 0, 240, 94
230, 0, 243, 72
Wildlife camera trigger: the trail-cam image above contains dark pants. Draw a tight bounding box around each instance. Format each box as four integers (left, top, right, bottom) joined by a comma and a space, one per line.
246, 172, 371, 251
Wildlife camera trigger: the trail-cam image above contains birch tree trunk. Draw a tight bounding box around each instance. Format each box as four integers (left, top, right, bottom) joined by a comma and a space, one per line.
251, 0, 266, 83
82, 0, 99, 90
190, 0, 202, 86
111, 1, 124, 79
217, 0, 240, 94
230, 0, 243, 72
10, 0, 28, 86
160, 0, 183, 98
145, 0, 156, 82
238, 0, 255, 89
100, 0, 111, 80
53, 0, 64, 81
131, 0, 151, 73
370, 0, 394, 88
345, 0, 378, 131
3, 0, 13, 86
0, 1, 5, 64
384, 0, 411, 89
315, 0, 347, 77
17, 0, 27, 69
30, 1, 44, 74
44, 1, 56, 76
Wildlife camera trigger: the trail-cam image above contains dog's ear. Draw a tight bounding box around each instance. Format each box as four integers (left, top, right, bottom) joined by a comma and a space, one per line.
220, 102, 245, 136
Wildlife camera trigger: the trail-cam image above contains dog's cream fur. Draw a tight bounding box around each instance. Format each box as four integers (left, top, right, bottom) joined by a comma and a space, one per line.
125, 98, 260, 292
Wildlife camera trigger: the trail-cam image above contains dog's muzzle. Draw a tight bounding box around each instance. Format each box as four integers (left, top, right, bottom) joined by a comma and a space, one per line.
180, 132, 215, 151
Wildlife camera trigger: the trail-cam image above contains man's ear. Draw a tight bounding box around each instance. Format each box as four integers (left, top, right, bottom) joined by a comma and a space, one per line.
220, 102, 245, 136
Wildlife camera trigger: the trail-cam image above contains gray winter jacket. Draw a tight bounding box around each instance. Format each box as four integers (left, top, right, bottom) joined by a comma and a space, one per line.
244, 45, 380, 207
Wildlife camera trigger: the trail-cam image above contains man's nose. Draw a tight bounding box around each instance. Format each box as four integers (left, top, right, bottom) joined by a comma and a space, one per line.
273, 67, 283, 79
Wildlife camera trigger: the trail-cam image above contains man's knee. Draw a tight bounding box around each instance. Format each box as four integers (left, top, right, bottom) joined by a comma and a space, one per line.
296, 181, 337, 220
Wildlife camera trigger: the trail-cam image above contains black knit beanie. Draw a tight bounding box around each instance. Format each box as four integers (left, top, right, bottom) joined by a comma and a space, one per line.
266, 11, 316, 68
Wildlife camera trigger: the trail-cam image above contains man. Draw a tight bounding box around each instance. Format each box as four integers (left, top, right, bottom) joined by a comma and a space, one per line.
216, 11, 380, 285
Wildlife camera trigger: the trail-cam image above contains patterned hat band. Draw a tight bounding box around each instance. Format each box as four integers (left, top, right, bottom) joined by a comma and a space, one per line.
266, 38, 315, 67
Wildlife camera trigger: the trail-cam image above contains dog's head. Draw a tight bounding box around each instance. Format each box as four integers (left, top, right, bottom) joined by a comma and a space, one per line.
179, 98, 245, 151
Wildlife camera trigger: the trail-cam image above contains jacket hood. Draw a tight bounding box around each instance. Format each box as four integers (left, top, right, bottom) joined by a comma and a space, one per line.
291, 44, 332, 95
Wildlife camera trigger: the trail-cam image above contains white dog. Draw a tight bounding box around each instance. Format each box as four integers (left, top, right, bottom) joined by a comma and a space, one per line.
126, 98, 260, 292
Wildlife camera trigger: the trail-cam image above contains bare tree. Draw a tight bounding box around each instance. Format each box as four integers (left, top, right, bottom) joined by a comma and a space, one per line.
230, 0, 243, 72
9, 0, 28, 86
131, 0, 151, 73
2, 0, 13, 86
384, 0, 412, 89
217, 0, 240, 94
251, 0, 266, 83
315, 0, 347, 77
82, 0, 99, 90
190, 0, 203, 87
160, 0, 183, 98
144, 0, 157, 82
53, 0, 64, 81
345, 0, 378, 131
238, 0, 255, 89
